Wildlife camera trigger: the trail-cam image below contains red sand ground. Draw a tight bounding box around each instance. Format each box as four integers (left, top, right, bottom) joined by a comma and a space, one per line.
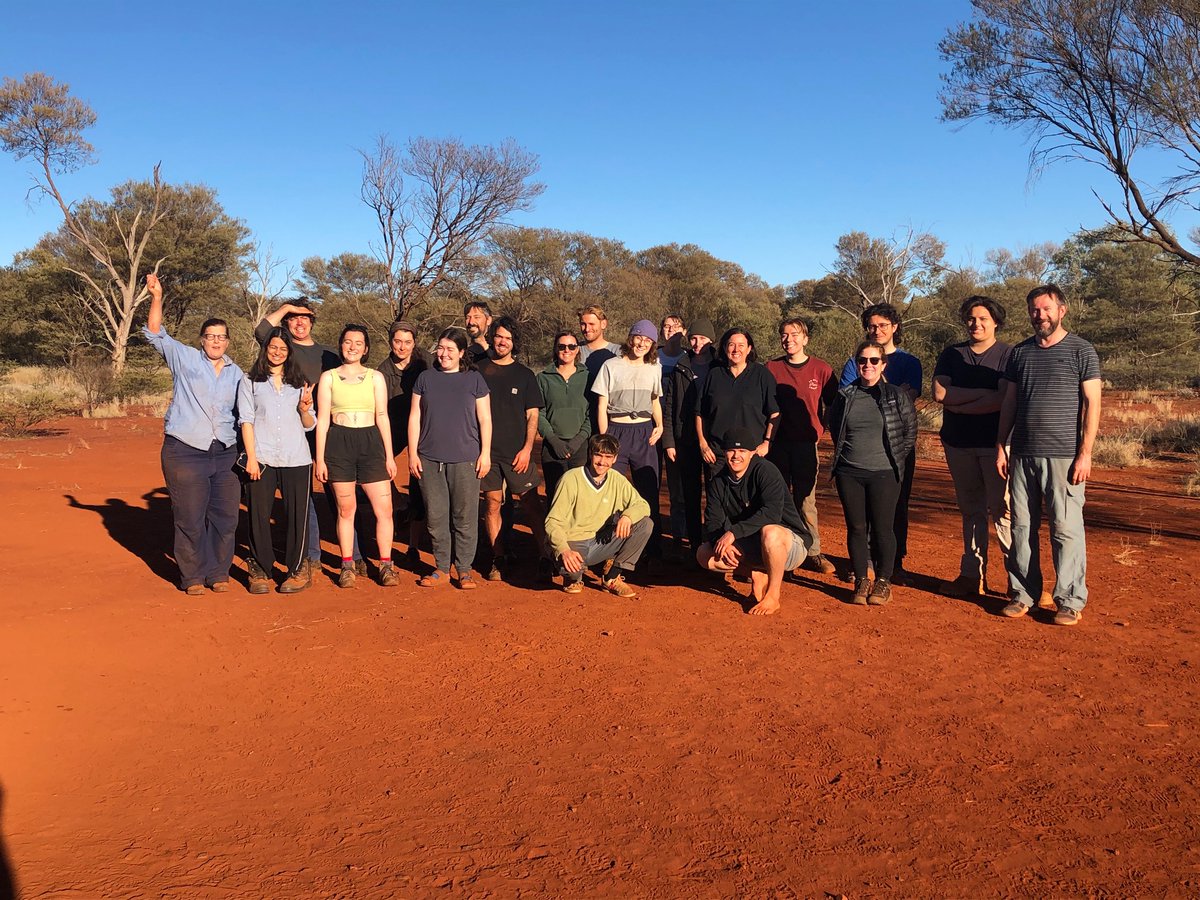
1, 414, 1198, 898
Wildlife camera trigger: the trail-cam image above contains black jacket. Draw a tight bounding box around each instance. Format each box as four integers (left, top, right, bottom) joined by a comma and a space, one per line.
703, 455, 810, 545
661, 346, 716, 450
828, 380, 917, 479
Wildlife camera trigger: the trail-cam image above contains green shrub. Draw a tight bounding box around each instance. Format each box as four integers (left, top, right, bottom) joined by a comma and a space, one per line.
0, 390, 77, 437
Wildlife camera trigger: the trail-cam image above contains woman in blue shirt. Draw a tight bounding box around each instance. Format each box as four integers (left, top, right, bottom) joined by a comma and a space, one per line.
142, 273, 244, 596
239, 328, 316, 595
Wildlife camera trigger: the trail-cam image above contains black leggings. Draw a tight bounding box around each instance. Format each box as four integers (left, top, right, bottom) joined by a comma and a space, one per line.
835, 467, 901, 581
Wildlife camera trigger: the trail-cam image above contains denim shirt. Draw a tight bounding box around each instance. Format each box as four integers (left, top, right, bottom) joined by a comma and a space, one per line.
144, 326, 242, 451
237, 376, 314, 468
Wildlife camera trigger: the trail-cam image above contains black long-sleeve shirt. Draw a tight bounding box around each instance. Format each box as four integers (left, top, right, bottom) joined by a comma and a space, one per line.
703, 455, 809, 545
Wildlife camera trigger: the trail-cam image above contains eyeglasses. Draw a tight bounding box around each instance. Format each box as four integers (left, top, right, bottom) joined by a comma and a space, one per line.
556, 343, 578, 351
866, 323, 893, 331
201, 334, 230, 343
856, 356, 883, 366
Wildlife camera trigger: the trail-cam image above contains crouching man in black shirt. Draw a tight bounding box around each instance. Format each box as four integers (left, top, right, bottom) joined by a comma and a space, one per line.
696, 427, 811, 616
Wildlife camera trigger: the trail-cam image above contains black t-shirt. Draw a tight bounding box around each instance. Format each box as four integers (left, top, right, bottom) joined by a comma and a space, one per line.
933, 341, 1013, 448
479, 359, 544, 459
697, 363, 779, 451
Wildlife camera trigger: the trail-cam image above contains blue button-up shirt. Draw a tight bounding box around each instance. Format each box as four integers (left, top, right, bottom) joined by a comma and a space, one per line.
237, 376, 314, 468
144, 326, 242, 451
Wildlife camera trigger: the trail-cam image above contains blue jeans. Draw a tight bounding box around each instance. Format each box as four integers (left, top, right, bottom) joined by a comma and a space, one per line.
1007, 456, 1087, 611
419, 458, 480, 575
160, 436, 241, 589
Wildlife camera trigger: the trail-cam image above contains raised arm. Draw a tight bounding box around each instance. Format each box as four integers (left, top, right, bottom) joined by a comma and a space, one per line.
146, 273, 164, 334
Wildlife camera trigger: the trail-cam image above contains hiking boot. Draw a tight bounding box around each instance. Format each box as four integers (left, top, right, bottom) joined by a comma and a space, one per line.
279, 559, 312, 594
867, 578, 892, 606
602, 574, 639, 599
247, 559, 273, 595
1002, 599, 1030, 618
949, 575, 984, 598
378, 562, 400, 587
851, 577, 872, 606
563, 578, 583, 594
1053, 607, 1082, 626
354, 559, 368, 577
486, 557, 504, 582
804, 553, 837, 576
418, 570, 448, 587
338, 564, 357, 589
208, 580, 231, 593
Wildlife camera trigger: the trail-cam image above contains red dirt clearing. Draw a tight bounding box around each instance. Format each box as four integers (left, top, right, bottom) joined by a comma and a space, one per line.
1, 416, 1198, 898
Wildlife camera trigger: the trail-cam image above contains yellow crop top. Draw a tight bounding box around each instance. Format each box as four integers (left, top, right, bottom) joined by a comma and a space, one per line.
329, 371, 376, 415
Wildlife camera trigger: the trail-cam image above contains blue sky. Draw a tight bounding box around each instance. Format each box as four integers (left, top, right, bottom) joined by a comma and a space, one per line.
0, 0, 1184, 288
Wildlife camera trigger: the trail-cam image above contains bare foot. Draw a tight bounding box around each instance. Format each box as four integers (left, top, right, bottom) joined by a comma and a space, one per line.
747, 571, 780, 615
749, 595, 781, 616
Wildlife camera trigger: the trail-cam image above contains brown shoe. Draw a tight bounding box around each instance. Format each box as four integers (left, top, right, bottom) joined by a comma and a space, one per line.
562, 578, 583, 594
1002, 599, 1030, 618
338, 564, 357, 589
851, 577, 872, 606
804, 553, 837, 576
378, 562, 400, 587
458, 572, 479, 590
247, 559, 273, 595
867, 578, 892, 606
279, 559, 312, 594
1053, 607, 1082, 626
418, 570, 449, 587
208, 581, 231, 593
602, 574, 638, 599
184, 583, 205, 597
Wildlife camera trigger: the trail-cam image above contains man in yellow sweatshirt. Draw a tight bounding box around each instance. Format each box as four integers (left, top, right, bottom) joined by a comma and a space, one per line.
545, 434, 652, 599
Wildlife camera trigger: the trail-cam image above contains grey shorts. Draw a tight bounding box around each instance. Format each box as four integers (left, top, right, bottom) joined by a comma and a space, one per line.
732, 529, 807, 571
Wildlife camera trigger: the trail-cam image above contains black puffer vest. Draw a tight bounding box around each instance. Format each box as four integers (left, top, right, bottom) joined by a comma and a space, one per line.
828, 380, 918, 479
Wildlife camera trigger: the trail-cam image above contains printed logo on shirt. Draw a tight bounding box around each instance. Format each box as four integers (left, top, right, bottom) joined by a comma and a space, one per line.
808, 378, 820, 391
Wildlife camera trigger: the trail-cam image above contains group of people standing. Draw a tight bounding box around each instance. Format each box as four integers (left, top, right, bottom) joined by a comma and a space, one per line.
144, 274, 1101, 625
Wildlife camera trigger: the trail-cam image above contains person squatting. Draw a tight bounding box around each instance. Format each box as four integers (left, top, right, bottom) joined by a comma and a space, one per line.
146, 281, 1100, 625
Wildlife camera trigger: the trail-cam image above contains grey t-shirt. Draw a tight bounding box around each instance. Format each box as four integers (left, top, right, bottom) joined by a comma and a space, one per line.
1004, 333, 1101, 458
592, 356, 661, 419
839, 385, 892, 472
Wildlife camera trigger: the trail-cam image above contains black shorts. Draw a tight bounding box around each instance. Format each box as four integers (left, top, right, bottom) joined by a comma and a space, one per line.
480, 456, 542, 495
326, 424, 390, 484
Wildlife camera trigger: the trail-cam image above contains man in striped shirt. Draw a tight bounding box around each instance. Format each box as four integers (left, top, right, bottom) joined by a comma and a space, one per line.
996, 285, 1102, 626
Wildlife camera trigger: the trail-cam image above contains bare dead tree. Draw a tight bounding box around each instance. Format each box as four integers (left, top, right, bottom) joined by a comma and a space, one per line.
940, 0, 1200, 267
360, 135, 545, 319
0, 73, 171, 373
239, 243, 295, 325
829, 227, 948, 314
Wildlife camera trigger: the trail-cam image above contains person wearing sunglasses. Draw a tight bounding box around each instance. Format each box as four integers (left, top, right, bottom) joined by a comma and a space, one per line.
828, 340, 917, 606
536, 329, 592, 504
142, 273, 244, 596
838, 303, 922, 584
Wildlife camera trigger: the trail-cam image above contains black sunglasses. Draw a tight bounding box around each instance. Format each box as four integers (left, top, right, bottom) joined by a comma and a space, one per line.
856, 356, 883, 366
557, 343, 578, 351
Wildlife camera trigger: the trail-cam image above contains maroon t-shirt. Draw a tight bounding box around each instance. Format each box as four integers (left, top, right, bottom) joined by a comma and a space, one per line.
765, 356, 838, 443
